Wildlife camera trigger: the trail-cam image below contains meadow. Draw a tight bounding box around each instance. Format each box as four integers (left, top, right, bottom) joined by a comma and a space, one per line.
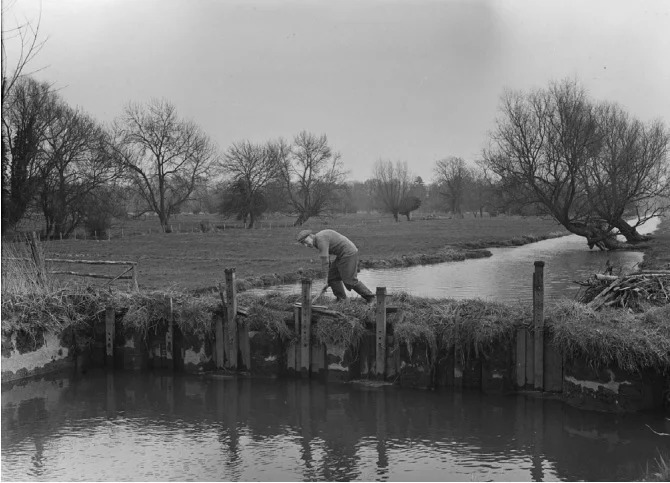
21, 212, 569, 292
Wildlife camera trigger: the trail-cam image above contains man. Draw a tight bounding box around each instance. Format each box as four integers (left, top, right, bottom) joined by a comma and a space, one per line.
296, 229, 375, 303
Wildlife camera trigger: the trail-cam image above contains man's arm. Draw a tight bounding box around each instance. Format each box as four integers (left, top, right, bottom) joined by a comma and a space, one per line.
320, 255, 329, 279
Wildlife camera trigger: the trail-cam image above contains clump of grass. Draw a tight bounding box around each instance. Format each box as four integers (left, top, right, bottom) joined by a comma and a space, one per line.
313, 314, 365, 349
643, 451, 670, 482
548, 300, 670, 373
111, 289, 219, 338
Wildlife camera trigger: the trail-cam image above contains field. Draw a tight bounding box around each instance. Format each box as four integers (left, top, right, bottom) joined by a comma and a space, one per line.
23, 213, 570, 292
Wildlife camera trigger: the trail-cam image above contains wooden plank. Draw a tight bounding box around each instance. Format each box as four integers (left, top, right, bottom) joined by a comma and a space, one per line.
215, 315, 224, 369
105, 307, 115, 368
49, 270, 132, 280
375, 287, 387, 379
45, 258, 137, 265
286, 306, 299, 372
239, 319, 251, 370
543, 336, 563, 393
166, 298, 174, 370
310, 342, 326, 376
225, 268, 238, 369
525, 328, 535, 386
300, 279, 312, 378
515, 328, 527, 388
533, 262, 545, 390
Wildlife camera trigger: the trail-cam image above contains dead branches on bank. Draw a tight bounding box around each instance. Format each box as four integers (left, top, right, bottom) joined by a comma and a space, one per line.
576, 270, 670, 311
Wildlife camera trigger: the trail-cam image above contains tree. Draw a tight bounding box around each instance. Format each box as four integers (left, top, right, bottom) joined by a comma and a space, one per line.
1, 1, 47, 232
220, 140, 281, 228
114, 98, 219, 232
483, 79, 620, 249
220, 178, 268, 225
277, 131, 348, 226
2, 76, 57, 231
484, 78, 670, 249
433, 156, 472, 217
370, 159, 413, 221
38, 101, 119, 238
398, 195, 422, 221
582, 102, 670, 243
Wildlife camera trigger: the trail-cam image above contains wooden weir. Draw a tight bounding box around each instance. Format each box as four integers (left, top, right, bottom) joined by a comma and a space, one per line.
100, 261, 561, 395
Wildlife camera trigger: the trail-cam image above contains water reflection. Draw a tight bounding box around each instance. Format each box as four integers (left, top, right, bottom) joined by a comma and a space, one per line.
256, 218, 660, 302
2, 371, 668, 481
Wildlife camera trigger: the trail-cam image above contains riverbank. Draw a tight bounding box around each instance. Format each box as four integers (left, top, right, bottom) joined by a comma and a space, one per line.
20, 214, 568, 292
639, 215, 670, 271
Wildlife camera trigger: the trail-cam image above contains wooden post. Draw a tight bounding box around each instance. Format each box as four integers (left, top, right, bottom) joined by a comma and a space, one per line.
29, 232, 47, 284
300, 278, 312, 378
533, 261, 545, 390
105, 306, 115, 368
225, 268, 238, 369
215, 314, 224, 369
375, 287, 387, 379
132, 264, 139, 291
516, 328, 527, 387
166, 298, 174, 370
286, 305, 300, 372
239, 317, 251, 371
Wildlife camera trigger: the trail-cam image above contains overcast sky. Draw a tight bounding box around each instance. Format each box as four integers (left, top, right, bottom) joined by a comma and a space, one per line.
3, 0, 669, 181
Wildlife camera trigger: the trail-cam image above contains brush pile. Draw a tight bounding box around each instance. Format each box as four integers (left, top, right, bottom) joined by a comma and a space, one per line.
576, 270, 670, 312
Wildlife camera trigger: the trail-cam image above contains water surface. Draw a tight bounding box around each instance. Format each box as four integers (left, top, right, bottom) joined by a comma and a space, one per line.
2, 371, 668, 481
261, 218, 660, 302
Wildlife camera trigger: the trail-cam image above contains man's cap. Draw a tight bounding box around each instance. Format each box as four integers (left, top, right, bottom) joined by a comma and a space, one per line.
296, 229, 313, 242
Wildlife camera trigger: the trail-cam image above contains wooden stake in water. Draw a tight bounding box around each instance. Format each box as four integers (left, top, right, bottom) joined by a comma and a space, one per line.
105, 307, 115, 368
166, 298, 174, 370
300, 278, 312, 378
375, 287, 387, 379
533, 261, 545, 390
225, 268, 238, 369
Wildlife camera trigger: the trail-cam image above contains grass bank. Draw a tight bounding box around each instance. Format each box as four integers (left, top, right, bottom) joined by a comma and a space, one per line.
10, 214, 568, 292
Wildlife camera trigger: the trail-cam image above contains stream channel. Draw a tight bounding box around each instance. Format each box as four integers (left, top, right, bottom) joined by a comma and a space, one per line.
258, 217, 661, 303
2, 218, 666, 481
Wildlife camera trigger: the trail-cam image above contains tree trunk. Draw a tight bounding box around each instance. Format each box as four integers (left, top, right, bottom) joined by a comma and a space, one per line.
612, 218, 651, 243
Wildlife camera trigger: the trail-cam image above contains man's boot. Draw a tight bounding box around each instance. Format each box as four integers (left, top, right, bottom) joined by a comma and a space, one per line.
329, 280, 348, 301
352, 281, 375, 303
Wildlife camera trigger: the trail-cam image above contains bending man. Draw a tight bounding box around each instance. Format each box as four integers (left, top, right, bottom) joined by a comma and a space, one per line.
296, 229, 375, 303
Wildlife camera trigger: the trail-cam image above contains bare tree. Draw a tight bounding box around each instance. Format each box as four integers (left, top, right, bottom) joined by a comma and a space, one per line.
582, 103, 670, 243
220, 140, 281, 228
2, 76, 57, 231
433, 156, 472, 217
114, 98, 219, 232
370, 159, 413, 221
483, 79, 622, 249
38, 101, 120, 238
1, 2, 48, 232
278, 131, 347, 226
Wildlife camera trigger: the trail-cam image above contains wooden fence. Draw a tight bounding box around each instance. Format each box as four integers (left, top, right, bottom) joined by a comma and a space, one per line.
22, 232, 139, 290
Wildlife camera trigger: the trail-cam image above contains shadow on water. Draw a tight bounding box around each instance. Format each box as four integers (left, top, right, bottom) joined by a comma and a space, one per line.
2, 371, 669, 481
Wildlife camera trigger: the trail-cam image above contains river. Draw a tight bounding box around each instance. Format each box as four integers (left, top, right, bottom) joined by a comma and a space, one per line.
259, 217, 661, 303
2, 370, 668, 481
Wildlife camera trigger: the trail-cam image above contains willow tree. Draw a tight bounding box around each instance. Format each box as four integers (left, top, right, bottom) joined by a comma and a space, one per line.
484, 79, 617, 249
370, 159, 413, 221
484, 78, 669, 249
433, 156, 472, 217
114, 98, 218, 232
277, 131, 347, 226
220, 139, 281, 228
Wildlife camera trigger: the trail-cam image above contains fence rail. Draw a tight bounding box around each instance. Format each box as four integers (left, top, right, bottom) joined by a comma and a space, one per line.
11, 233, 140, 290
